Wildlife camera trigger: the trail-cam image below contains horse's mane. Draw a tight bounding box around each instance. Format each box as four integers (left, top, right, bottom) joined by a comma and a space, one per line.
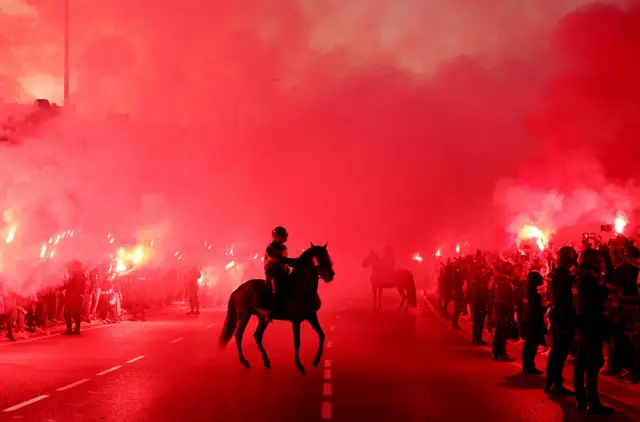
299, 245, 322, 263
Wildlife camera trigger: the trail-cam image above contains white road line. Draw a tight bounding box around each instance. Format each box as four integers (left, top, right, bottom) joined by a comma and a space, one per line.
3, 395, 49, 412
324, 359, 332, 368
323, 383, 333, 397
321, 401, 332, 420
96, 365, 122, 376
324, 369, 331, 380
126, 355, 145, 364
56, 379, 90, 392
205, 323, 216, 329
170, 337, 184, 344
327, 341, 333, 349
330, 326, 335, 331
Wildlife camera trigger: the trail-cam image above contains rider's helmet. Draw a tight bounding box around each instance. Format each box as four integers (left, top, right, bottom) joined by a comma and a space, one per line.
272, 226, 288, 242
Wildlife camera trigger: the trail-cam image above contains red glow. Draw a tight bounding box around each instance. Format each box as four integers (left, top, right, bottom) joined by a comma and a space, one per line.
0, 1, 637, 298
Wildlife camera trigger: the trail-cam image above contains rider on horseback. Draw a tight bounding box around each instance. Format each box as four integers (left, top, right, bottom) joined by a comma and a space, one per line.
381, 245, 396, 278
256, 226, 293, 321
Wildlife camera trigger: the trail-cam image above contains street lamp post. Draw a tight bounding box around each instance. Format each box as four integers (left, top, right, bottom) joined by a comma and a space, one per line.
63, 0, 70, 106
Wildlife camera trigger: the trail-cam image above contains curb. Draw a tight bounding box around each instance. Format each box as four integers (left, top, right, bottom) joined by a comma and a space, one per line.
0, 305, 194, 347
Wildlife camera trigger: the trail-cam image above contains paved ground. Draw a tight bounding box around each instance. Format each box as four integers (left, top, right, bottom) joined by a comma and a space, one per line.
2, 294, 639, 421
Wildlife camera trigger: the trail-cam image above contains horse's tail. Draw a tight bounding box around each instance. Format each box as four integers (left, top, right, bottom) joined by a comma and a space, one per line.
218, 292, 238, 350
406, 271, 417, 308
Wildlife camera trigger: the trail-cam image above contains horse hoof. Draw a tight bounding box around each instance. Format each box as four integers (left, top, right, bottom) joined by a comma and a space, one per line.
264, 361, 271, 369
312, 357, 321, 367
296, 363, 306, 373
240, 359, 251, 368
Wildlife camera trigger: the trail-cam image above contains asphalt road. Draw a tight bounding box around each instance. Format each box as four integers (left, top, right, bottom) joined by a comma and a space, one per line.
2, 295, 639, 422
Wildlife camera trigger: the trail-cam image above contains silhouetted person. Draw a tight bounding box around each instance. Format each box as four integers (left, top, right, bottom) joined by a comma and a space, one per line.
545, 246, 577, 395
471, 269, 489, 345
451, 264, 465, 330
62, 260, 87, 335
493, 263, 515, 361
574, 249, 614, 414
521, 271, 546, 374
186, 267, 201, 315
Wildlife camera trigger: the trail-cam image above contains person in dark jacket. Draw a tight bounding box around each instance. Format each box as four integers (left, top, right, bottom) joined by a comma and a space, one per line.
471, 265, 490, 345
573, 249, 614, 414
521, 271, 546, 374
493, 262, 516, 361
545, 246, 577, 395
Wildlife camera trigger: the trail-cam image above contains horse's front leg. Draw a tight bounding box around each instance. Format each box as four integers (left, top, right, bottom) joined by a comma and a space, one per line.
253, 316, 271, 368
377, 288, 383, 311
292, 320, 305, 373
307, 313, 325, 367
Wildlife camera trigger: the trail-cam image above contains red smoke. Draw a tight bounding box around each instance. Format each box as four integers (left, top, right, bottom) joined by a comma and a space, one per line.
0, 1, 639, 293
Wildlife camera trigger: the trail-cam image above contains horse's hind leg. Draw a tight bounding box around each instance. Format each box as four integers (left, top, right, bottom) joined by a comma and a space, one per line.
307, 313, 325, 367
372, 285, 377, 312
292, 320, 305, 373
235, 313, 251, 368
396, 287, 406, 312
253, 317, 271, 369
377, 288, 383, 311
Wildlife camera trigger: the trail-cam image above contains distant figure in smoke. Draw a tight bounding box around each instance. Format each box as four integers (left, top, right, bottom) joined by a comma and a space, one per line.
381, 245, 396, 279
256, 226, 292, 321
186, 267, 201, 315
61, 260, 87, 335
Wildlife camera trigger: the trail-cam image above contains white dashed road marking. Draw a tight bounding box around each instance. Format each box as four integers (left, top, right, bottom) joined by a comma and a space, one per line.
324, 359, 332, 369
321, 401, 332, 420
324, 369, 331, 380
56, 379, 90, 392
170, 337, 184, 344
2, 395, 49, 412
327, 341, 333, 349
96, 365, 122, 376
330, 326, 335, 332
323, 383, 333, 396
205, 323, 216, 329
126, 355, 145, 364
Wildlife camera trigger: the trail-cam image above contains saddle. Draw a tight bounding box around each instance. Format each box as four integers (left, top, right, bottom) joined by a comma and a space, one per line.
262, 273, 292, 312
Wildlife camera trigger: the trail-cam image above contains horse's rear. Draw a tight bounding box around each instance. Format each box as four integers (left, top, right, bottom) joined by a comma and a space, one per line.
218, 279, 265, 349
396, 269, 417, 308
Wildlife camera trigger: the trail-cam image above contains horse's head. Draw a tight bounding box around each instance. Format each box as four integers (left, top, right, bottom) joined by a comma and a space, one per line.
362, 250, 379, 268
306, 242, 335, 282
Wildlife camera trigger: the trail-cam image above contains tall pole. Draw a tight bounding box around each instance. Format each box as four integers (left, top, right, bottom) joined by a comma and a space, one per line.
63, 0, 70, 106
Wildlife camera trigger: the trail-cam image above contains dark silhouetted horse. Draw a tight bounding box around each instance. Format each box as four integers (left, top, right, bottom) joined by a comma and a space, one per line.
362, 250, 417, 312
219, 243, 335, 373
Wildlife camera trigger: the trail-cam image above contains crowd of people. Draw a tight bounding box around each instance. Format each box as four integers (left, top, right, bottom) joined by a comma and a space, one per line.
0, 260, 231, 341
438, 232, 639, 414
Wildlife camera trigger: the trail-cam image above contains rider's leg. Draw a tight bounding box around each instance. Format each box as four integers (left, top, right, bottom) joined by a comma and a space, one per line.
255, 278, 273, 321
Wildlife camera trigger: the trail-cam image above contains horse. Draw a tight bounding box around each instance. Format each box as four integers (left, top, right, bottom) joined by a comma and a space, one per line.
362, 251, 417, 312
218, 243, 335, 373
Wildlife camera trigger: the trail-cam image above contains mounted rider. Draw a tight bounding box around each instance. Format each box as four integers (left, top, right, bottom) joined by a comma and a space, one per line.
381, 245, 396, 280
256, 226, 295, 320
